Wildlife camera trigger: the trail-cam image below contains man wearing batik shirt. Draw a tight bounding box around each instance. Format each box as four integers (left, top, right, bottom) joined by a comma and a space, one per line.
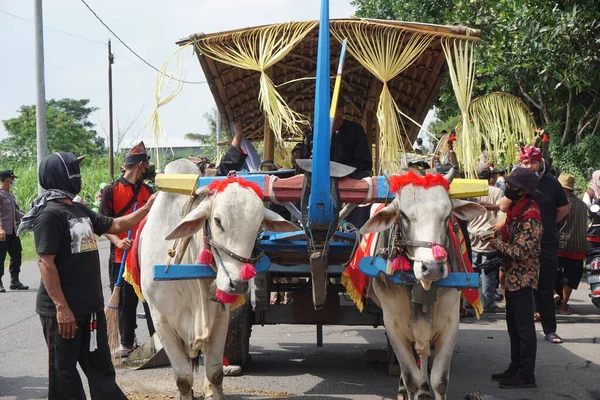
490, 167, 543, 389
100, 142, 155, 357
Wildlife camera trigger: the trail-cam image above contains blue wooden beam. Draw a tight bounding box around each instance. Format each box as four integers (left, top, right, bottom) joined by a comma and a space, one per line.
308, 0, 333, 227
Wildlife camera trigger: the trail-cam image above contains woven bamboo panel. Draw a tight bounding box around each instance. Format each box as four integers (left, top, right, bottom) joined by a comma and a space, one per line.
178, 19, 479, 149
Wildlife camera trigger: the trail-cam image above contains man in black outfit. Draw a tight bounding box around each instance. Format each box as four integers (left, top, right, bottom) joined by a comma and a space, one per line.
17, 152, 156, 399
330, 97, 373, 228
519, 146, 569, 344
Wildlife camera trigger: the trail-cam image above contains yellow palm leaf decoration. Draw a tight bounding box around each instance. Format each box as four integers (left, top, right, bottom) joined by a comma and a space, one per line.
331, 20, 433, 174
196, 22, 317, 144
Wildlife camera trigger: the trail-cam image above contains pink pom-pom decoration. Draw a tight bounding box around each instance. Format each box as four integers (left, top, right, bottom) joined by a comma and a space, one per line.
391, 255, 412, 272
432, 243, 447, 260
240, 263, 257, 280
198, 249, 214, 265
215, 289, 238, 304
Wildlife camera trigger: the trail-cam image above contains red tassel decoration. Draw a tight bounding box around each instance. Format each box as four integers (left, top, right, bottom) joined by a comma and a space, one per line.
542, 133, 549, 143
391, 255, 412, 272
198, 249, 214, 265
432, 243, 448, 260
215, 289, 238, 304
240, 263, 257, 280
449, 132, 457, 142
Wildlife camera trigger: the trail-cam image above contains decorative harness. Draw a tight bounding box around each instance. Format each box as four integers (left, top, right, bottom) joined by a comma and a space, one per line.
381, 171, 469, 279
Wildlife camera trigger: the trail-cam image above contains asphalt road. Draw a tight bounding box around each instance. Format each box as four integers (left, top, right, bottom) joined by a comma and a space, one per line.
1, 238, 599, 400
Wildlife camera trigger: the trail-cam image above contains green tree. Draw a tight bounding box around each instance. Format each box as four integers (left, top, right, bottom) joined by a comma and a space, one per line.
184, 109, 220, 161
1, 98, 106, 162
353, 0, 600, 184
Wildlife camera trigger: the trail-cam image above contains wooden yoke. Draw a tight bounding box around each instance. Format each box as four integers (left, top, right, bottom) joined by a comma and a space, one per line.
156, 173, 489, 201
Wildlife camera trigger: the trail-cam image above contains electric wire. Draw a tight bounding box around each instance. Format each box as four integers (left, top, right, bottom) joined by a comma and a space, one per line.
79, 0, 205, 85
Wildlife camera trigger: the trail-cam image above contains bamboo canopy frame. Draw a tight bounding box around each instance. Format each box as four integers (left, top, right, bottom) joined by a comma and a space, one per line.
177, 19, 480, 172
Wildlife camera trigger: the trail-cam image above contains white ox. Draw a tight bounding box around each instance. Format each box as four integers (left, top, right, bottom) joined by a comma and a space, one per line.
361, 170, 485, 400
139, 159, 297, 400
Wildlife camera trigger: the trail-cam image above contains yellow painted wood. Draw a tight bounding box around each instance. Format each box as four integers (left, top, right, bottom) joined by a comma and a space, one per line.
155, 174, 199, 195
449, 179, 488, 199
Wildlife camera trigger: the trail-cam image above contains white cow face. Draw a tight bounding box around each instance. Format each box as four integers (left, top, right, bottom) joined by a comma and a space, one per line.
165, 183, 297, 295
361, 172, 485, 288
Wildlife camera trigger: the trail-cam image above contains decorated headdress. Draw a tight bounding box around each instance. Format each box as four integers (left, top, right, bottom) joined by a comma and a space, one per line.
519, 146, 542, 163
124, 141, 150, 165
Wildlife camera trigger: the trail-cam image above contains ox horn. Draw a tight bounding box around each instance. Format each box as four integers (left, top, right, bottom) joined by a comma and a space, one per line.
443, 167, 455, 185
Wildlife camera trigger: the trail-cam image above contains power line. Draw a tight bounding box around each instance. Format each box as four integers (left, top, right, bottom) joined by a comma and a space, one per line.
79, 0, 205, 85
0, 9, 106, 45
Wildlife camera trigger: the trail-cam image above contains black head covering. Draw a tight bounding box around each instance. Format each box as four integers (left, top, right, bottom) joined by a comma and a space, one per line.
17, 153, 84, 235
39, 152, 82, 195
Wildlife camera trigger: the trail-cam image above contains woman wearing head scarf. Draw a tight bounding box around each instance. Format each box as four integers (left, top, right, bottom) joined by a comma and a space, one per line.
19, 152, 157, 399
583, 170, 600, 248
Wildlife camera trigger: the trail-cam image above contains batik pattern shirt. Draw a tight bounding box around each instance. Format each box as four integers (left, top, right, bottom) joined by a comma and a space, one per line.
495, 217, 543, 291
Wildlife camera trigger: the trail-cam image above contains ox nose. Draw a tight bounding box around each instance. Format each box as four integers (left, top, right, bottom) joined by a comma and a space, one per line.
228, 279, 249, 295
421, 261, 445, 278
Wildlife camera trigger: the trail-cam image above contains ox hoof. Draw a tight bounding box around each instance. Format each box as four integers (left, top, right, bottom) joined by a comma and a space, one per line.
223, 365, 243, 376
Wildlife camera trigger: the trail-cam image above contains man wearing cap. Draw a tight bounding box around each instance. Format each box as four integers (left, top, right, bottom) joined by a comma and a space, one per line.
518, 146, 568, 344
0, 170, 28, 291
489, 167, 543, 389
468, 164, 504, 312
555, 173, 587, 315
99, 142, 155, 357
17, 152, 156, 399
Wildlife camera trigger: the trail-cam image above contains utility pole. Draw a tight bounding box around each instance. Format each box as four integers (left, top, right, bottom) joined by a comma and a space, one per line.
108, 39, 115, 181
34, 0, 48, 195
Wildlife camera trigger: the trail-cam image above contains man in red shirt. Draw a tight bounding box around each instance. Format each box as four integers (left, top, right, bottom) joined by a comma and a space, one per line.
100, 142, 155, 357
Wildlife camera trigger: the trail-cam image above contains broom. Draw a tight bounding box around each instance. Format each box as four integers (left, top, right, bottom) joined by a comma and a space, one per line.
105, 203, 137, 362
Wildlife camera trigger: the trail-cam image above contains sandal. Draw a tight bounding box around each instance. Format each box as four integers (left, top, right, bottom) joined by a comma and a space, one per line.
544, 333, 563, 344
559, 307, 573, 315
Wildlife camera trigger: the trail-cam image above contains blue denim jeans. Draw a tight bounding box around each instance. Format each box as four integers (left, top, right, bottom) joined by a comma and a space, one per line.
472, 252, 501, 310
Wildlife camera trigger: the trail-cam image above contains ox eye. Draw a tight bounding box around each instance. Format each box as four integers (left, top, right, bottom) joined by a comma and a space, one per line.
214, 217, 223, 229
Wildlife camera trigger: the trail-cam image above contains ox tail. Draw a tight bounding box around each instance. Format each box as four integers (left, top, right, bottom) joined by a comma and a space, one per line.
419, 356, 432, 397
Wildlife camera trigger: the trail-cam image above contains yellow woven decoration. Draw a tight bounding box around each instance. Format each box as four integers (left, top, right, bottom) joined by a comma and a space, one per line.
463, 93, 537, 170
331, 21, 433, 174
196, 22, 317, 144
441, 37, 476, 176
145, 44, 192, 169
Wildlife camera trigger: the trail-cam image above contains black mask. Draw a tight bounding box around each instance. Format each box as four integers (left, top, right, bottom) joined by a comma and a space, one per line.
505, 187, 522, 201
142, 168, 155, 180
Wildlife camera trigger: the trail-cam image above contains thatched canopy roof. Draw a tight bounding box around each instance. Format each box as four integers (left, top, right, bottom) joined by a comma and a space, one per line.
177, 19, 479, 145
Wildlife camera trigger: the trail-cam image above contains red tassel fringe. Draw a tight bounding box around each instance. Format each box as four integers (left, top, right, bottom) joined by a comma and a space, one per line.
198, 249, 214, 265
389, 171, 450, 193
240, 263, 257, 280
391, 255, 412, 272
215, 289, 238, 304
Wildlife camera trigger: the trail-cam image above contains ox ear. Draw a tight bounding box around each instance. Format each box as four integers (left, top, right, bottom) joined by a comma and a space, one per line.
165, 200, 210, 240
451, 199, 487, 221
262, 208, 299, 232
360, 204, 397, 234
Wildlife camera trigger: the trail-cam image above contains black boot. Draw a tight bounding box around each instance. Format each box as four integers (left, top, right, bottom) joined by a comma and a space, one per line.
9, 277, 29, 290
0, 278, 5, 293
491, 366, 517, 381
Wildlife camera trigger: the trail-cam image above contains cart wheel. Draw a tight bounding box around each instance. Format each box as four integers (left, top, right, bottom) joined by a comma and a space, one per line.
224, 295, 253, 367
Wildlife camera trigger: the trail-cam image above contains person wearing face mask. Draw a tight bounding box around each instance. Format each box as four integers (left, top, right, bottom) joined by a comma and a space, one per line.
516, 146, 568, 344
0, 170, 28, 292
99, 141, 156, 357
489, 167, 543, 389
16, 152, 156, 399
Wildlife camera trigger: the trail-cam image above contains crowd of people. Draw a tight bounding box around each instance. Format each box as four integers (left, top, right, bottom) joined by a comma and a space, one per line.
2, 106, 598, 397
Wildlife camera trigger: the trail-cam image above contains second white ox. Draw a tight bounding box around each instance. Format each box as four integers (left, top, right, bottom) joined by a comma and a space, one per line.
139, 159, 297, 400
361, 169, 485, 400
